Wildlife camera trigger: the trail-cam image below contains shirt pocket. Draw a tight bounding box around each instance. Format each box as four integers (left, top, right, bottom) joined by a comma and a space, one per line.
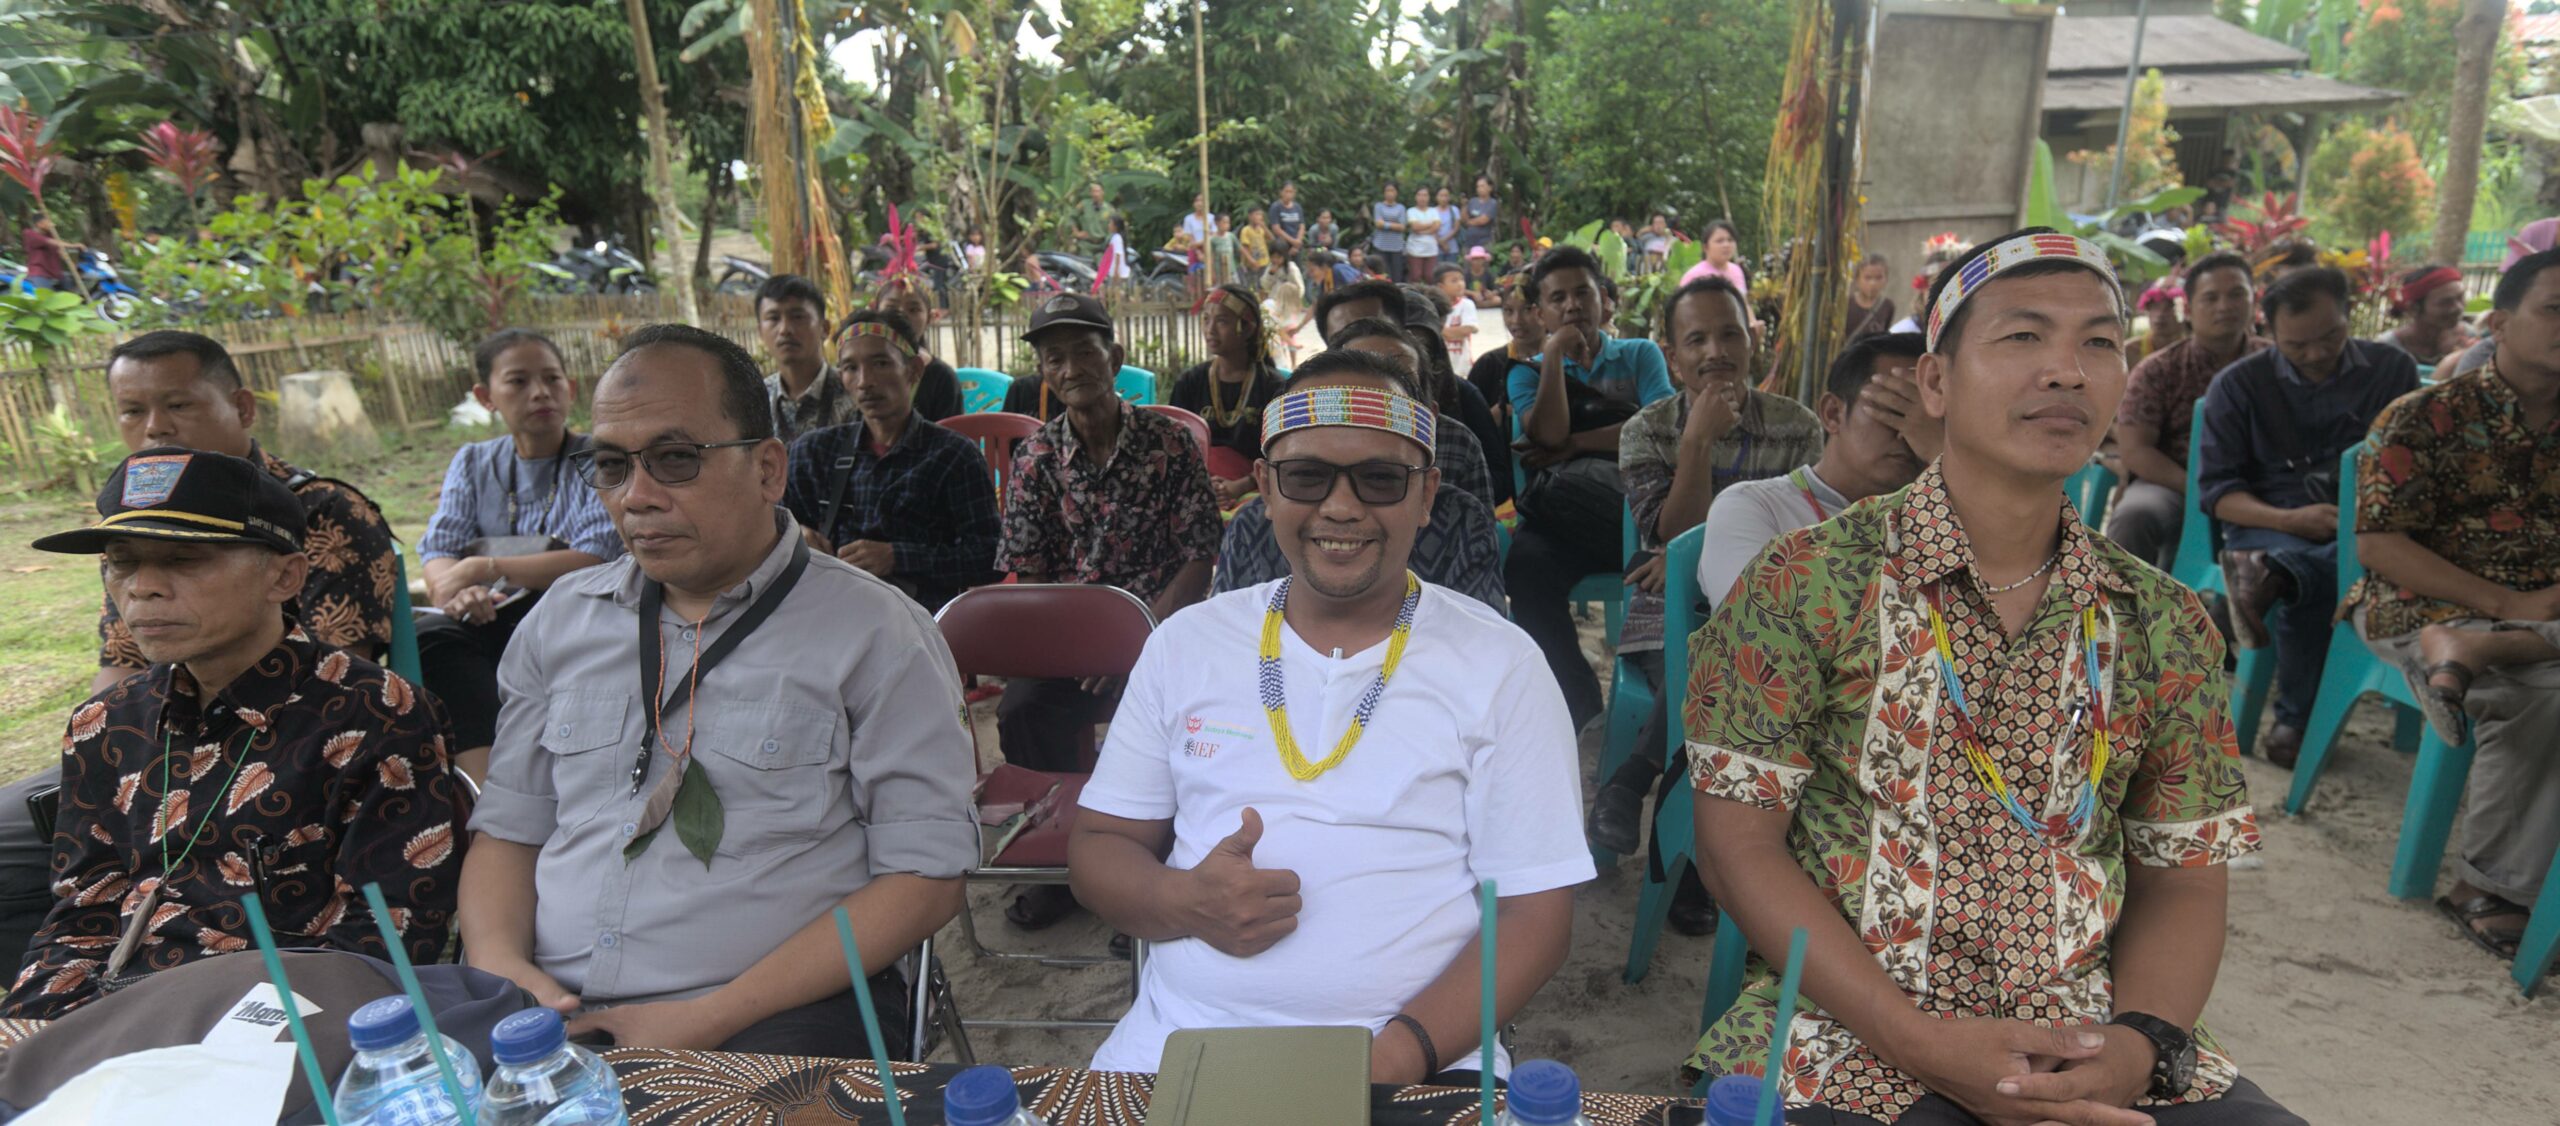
697, 701, 844, 853
539, 692, 632, 830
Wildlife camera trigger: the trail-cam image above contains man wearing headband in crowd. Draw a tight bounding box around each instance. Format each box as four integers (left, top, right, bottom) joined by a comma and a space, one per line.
1069, 349, 1591, 1081
1213, 317, 1507, 614
2106, 252, 2265, 572
2350, 248, 2560, 962
1312, 279, 1500, 509
867, 279, 966, 423
6, 450, 465, 1018
1685, 229, 2300, 1125
1168, 284, 1287, 504
2371, 265, 2471, 369
2197, 267, 2417, 766
996, 293, 1223, 930
782, 309, 1000, 612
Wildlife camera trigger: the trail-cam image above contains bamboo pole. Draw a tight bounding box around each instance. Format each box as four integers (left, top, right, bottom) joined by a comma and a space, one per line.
625, 0, 702, 325
1192, 0, 1210, 289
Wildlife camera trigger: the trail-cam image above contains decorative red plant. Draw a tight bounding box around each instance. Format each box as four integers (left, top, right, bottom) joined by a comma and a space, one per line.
881, 203, 922, 283
2210, 191, 2310, 255
139, 122, 221, 199
0, 105, 59, 215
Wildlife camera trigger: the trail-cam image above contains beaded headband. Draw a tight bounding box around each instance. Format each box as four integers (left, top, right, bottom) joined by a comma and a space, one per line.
1925, 232, 2121, 352
841, 320, 914, 359
1261, 386, 1436, 452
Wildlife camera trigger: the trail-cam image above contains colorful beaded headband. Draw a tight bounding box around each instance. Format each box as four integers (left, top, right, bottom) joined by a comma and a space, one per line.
1924, 232, 2121, 352
841, 320, 914, 359
1261, 386, 1436, 452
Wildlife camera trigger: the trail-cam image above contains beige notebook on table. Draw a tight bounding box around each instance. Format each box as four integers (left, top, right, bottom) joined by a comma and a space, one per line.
1144, 1026, 1373, 1126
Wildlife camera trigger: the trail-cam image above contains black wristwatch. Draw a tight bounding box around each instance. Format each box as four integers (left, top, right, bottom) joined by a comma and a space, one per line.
2109, 1011, 2196, 1100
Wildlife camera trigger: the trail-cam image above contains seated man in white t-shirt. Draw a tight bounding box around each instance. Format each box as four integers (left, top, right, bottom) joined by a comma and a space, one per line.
1697, 332, 1940, 603
1069, 349, 1593, 1082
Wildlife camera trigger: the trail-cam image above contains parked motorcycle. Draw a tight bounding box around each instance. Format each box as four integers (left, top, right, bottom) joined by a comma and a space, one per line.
540, 240, 657, 295
712, 254, 769, 296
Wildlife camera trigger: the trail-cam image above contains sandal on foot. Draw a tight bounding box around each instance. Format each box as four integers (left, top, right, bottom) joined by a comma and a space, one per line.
2400, 659, 2474, 746
2435, 892, 2526, 960
1005, 884, 1078, 931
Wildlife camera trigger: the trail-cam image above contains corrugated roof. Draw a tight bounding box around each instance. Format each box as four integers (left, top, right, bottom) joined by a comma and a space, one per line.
2044, 70, 2402, 116
2048, 15, 2307, 74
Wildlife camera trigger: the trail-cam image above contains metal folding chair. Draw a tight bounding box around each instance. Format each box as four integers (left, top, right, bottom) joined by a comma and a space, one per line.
933, 582, 1157, 1034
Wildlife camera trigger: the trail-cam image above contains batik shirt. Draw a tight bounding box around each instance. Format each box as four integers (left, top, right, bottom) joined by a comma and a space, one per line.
2115, 335, 2267, 469
6, 627, 465, 1018
100, 446, 395, 668
1618, 388, 1823, 652
2352, 356, 2560, 639
997, 400, 1223, 604
1682, 464, 2258, 1117
765, 365, 854, 444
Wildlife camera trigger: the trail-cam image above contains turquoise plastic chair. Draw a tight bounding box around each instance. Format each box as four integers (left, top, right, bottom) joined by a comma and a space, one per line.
2065, 458, 2116, 531
388, 546, 423, 683
2513, 841, 2560, 996
2162, 411, 2277, 754
1114, 365, 1157, 405
1589, 510, 1645, 867
2280, 444, 2475, 901
955, 367, 1011, 414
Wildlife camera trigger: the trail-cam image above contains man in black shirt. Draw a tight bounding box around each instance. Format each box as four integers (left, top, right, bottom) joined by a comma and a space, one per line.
870, 280, 964, 422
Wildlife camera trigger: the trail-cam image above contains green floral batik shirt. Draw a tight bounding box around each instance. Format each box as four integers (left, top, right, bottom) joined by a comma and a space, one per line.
1681, 463, 2259, 1119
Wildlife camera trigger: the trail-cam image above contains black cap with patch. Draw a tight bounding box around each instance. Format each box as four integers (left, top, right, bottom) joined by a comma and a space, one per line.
1021, 292, 1115, 343
32, 447, 303, 555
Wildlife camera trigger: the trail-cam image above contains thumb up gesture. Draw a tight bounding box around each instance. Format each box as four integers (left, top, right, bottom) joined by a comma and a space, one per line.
1182, 808, 1303, 957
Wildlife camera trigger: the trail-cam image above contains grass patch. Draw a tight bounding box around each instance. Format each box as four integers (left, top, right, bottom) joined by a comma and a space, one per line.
0, 427, 489, 784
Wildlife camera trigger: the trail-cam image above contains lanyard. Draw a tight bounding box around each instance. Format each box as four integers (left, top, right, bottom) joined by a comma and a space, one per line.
1925, 586, 2113, 840
1789, 467, 1829, 522
630, 537, 811, 792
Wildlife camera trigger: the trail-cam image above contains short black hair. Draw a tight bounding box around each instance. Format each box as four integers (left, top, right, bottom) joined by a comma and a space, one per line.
2186, 251, 2253, 292
2259, 266, 2350, 325
107, 330, 241, 390
1279, 347, 1426, 403
1923, 227, 2120, 355
1316, 279, 1410, 344
754, 274, 827, 320
1658, 275, 1750, 343
472, 328, 564, 384
612, 323, 774, 442
834, 308, 922, 352
1401, 282, 1451, 321
2493, 248, 2560, 312
1826, 331, 1926, 404
1326, 316, 1426, 380
1432, 262, 1465, 283
1529, 245, 1609, 304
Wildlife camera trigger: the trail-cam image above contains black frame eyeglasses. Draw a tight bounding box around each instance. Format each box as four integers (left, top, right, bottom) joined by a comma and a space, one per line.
571, 439, 764, 489
1264, 459, 1430, 505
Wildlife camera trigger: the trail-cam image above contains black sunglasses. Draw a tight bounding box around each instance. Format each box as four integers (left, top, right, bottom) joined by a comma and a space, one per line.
1265, 459, 1429, 505
571, 439, 763, 489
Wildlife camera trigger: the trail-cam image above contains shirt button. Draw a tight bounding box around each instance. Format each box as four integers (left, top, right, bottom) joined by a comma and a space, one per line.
680, 627, 698, 642
557, 724, 573, 738
760, 739, 779, 755
598, 931, 618, 949
621, 822, 637, 838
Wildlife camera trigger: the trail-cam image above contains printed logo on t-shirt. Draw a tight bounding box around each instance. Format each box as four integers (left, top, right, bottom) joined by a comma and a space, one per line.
1180, 716, 1259, 759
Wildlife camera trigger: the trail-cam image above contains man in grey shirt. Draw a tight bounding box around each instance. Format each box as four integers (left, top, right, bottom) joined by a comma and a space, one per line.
460, 324, 978, 1059
1698, 333, 1937, 604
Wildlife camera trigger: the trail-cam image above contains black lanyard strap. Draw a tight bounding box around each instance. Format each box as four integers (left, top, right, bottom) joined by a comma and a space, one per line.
631, 535, 811, 792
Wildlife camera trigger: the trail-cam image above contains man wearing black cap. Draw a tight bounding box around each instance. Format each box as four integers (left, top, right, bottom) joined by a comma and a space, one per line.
1002, 292, 1152, 423
2, 450, 466, 1020
993, 292, 1222, 930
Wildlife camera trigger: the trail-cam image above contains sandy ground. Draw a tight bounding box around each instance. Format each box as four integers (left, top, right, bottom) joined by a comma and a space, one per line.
933, 614, 2560, 1125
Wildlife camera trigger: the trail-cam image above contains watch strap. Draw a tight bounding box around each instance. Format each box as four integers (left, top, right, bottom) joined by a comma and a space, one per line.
2108, 1011, 2193, 1099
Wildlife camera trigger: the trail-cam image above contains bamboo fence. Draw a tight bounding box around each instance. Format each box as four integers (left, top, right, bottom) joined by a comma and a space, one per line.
0, 290, 1204, 486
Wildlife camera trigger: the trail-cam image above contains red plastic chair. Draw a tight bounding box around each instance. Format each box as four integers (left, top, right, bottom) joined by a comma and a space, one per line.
1142, 403, 1214, 458
934, 582, 1157, 1033
943, 411, 1043, 496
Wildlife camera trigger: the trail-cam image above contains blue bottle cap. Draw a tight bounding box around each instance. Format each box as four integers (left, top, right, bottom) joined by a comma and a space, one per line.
346, 996, 420, 1052
1504, 1059, 1582, 1124
943, 1065, 1023, 1126
1703, 1074, 1785, 1126
491, 1007, 568, 1066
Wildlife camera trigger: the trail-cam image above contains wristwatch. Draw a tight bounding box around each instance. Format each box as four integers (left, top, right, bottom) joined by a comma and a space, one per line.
2109, 1011, 2197, 1100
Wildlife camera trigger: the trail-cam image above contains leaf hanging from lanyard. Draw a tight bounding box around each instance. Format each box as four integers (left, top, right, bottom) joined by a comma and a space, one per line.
671, 757, 724, 866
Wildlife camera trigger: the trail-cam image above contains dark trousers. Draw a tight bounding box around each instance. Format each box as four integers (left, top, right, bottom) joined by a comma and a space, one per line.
1373, 249, 1404, 283
1781, 1077, 2304, 1125
2225, 527, 2338, 729
1599, 653, 1708, 905
711, 967, 915, 1060
1503, 524, 1620, 728
414, 596, 538, 750
0, 772, 54, 976
997, 677, 1110, 773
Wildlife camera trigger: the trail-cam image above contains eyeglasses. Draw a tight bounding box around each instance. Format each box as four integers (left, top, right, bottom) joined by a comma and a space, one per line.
571, 439, 764, 489
1265, 459, 1429, 505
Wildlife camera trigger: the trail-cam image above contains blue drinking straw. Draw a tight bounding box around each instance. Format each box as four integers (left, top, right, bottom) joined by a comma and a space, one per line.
1756, 927, 1810, 1126
832, 906, 907, 1126
361, 882, 477, 1126
240, 892, 345, 1126
1478, 879, 1498, 1124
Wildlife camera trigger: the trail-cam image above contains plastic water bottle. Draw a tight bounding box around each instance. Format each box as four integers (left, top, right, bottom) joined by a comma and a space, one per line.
1496, 1060, 1593, 1126
333, 995, 484, 1126
942, 1064, 1045, 1126
1702, 1074, 1785, 1126
479, 1008, 628, 1126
